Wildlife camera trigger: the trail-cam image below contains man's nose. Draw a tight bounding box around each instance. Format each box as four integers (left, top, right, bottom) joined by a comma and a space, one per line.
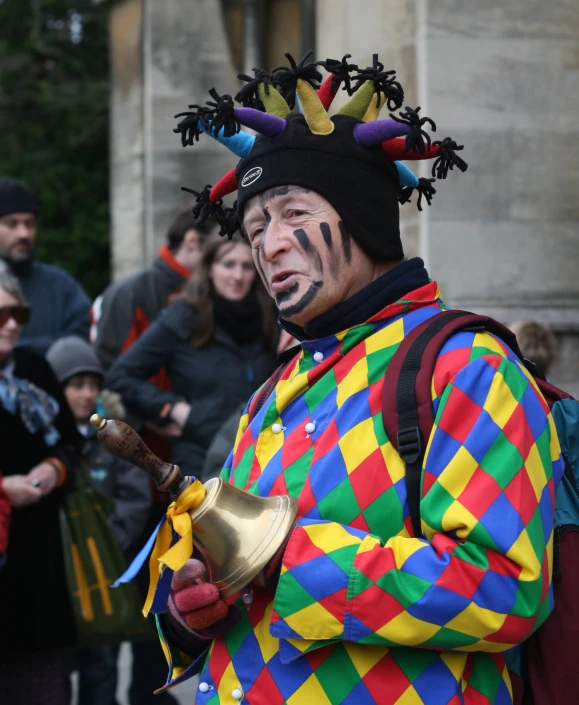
14, 223, 32, 238
260, 223, 291, 262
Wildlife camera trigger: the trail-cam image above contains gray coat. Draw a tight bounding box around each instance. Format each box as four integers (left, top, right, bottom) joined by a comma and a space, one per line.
105, 300, 277, 481
82, 432, 151, 554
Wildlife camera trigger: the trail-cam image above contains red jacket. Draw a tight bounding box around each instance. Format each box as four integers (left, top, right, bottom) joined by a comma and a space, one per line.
0, 475, 11, 555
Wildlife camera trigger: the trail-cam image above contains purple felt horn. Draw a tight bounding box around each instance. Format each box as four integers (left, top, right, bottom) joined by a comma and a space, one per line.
354, 119, 411, 147
234, 108, 286, 139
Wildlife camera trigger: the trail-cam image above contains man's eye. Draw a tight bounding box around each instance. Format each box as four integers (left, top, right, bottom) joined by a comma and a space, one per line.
288, 210, 306, 218
250, 228, 264, 242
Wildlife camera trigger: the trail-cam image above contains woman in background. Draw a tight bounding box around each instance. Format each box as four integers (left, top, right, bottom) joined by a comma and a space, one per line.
0, 268, 82, 705
106, 234, 278, 481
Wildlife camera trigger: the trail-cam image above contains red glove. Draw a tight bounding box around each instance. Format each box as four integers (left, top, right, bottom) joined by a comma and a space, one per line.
167, 559, 240, 641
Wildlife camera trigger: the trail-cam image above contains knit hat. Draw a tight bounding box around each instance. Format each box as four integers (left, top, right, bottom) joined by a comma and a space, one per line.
0, 177, 40, 219
46, 336, 104, 385
173, 52, 468, 260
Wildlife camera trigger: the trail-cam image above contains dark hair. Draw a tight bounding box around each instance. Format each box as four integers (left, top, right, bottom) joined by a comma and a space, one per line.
166, 209, 214, 252
181, 234, 278, 351
510, 320, 558, 377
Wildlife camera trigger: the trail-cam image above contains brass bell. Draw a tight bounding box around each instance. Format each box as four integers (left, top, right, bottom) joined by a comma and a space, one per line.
90, 415, 298, 596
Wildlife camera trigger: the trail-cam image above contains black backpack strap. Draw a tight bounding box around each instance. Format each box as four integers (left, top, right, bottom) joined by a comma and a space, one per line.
382, 309, 518, 538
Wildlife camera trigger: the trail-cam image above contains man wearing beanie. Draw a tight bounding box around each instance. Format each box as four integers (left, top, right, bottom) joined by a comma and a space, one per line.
46, 335, 151, 705
138, 55, 562, 705
0, 177, 91, 353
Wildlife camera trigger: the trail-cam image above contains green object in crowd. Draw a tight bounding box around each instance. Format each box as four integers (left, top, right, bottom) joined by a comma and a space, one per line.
59, 470, 154, 646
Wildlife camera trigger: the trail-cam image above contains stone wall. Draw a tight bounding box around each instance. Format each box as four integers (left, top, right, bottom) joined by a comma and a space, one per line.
317, 0, 579, 394
109, 0, 239, 278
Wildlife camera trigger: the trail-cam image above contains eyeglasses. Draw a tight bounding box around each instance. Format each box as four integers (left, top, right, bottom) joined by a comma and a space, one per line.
0, 305, 30, 327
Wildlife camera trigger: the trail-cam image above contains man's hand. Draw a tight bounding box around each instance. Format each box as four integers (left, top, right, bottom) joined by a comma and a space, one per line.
169, 401, 192, 430
168, 559, 240, 639
27, 462, 59, 497
2, 475, 42, 507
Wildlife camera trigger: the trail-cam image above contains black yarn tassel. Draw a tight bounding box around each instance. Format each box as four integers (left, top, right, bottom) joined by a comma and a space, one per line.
219, 202, 241, 239
353, 54, 404, 110
173, 104, 212, 147
318, 54, 359, 94
271, 50, 322, 109
235, 68, 272, 109
399, 177, 436, 211
391, 106, 436, 154
204, 89, 240, 137
181, 184, 223, 226
431, 137, 468, 179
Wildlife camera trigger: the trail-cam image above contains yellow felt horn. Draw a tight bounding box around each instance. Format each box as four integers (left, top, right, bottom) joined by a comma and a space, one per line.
362, 92, 386, 122
296, 78, 334, 136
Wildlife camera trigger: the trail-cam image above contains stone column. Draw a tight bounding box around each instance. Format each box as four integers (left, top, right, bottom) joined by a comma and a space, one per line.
108, 0, 239, 279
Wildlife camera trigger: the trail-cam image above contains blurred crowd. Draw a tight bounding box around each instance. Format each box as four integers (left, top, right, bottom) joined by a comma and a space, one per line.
0, 176, 560, 705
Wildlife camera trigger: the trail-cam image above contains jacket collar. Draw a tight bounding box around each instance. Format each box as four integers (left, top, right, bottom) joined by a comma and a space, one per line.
280, 257, 430, 342
156, 245, 191, 281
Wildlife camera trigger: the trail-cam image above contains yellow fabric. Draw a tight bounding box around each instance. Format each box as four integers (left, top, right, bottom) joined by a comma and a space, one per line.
363, 92, 386, 122
143, 480, 207, 616
337, 80, 375, 120
296, 79, 334, 136
258, 82, 291, 118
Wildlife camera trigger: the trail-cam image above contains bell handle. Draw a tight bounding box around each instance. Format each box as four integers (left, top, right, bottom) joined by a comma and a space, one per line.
90, 414, 191, 497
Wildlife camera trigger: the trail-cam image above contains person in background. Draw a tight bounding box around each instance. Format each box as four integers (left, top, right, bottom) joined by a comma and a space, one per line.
0, 269, 82, 705
105, 234, 278, 482
509, 320, 558, 379
47, 335, 151, 705
0, 177, 91, 354
92, 209, 213, 374
91, 209, 213, 705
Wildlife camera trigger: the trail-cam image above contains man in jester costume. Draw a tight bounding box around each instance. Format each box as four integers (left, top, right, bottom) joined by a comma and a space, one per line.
152, 53, 563, 704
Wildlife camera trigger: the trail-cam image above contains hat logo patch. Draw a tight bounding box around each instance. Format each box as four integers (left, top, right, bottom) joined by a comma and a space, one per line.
241, 167, 262, 187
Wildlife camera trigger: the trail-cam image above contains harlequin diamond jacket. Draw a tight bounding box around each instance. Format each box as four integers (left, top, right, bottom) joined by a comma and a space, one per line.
159, 279, 563, 705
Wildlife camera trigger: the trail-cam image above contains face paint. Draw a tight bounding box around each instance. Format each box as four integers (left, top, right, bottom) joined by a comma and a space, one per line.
293, 228, 313, 253
275, 282, 299, 304
338, 221, 351, 264
278, 280, 322, 318
319, 222, 332, 249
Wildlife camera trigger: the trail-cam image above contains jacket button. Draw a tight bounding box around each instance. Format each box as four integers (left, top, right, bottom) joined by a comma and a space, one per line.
313, 351, 324, 362
272, 423, 283, 434
199, 682, 211, 692
232, 687, 243, 699
305, 422, 316, 435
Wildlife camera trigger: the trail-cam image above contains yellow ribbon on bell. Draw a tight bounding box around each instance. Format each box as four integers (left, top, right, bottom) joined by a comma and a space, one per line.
143, 480, 207, 617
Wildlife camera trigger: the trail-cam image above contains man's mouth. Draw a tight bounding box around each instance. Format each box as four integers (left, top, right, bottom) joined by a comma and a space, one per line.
271, 271, 299, 292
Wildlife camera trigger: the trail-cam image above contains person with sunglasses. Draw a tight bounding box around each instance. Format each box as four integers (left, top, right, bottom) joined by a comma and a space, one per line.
0, 265, 83, 705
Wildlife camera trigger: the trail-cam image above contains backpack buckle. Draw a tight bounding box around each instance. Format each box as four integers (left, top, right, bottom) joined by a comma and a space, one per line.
397, 426, 422, 464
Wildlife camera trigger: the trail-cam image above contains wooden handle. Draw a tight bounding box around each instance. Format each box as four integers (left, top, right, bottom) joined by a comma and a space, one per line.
90, 415, 191, 497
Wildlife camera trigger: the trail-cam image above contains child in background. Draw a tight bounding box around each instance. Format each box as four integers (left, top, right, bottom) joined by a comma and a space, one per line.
47, 335, 151, 705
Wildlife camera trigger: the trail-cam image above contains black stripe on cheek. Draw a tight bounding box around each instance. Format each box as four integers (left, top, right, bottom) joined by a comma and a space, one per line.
338, 221, 351, 264
320, 222, 332, 249
293, 229, 313, 253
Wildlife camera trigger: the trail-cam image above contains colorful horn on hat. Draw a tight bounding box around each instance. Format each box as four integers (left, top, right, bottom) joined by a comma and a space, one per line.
200, 124, 256, 159
234, 108, 286, 138
338, 80, 376, 120
395, 161, 419, 189
210, 169, 238, 202
362, 93, 386, 123
295, 78, 334, 136
354, 118, 411, 146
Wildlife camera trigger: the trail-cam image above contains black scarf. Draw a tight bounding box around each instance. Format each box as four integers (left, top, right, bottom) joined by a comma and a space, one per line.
280, 257, 430, 342
213, 291, 263, 346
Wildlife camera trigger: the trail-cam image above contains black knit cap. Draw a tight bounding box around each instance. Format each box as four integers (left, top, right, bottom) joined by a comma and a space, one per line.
0, 177, 40, 219
235, 113, 403, 261
173, 52, 468, 255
